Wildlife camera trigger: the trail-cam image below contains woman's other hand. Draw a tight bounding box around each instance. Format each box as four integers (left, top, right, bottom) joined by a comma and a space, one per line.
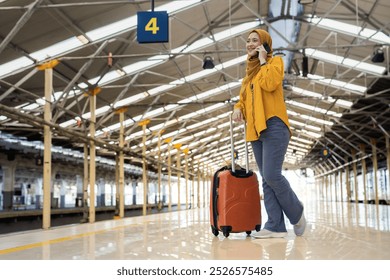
232, 109, 243, 122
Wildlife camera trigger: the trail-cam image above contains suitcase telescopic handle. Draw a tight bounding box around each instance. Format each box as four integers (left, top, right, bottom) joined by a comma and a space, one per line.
229, 113, 249, 173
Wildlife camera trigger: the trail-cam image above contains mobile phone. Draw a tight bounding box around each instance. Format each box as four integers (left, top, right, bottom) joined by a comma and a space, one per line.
263, 43, 271, 54
256, 43, 271, 56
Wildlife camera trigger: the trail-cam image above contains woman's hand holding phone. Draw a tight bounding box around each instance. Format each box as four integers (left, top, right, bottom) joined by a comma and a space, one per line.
256, 45, 268, 65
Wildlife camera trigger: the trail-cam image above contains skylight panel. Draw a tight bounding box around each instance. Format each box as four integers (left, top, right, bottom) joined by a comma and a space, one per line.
187, 119, 214, 130
289, 140, 311, 150
122, 60, 165, 76
0, 57, 33, 78
21, 103, 40, 111
157, 0, 202, 14
0, 1, 204, 79
308, 74, 366, 94
286, 100, 342, 117
287, 110, 334, 126
215, 56, 247, 70
88, 70, 121, 86
213, 21, 261, 41
86, 16, 138, 41
59, 119, 77, 127
179, 111, 198, 121
183, 37, 214, 53
299, 129, 322, 139
309, 17, 390, 44
30, 37, 83, 61
289, 119, 321, 132
291, 86, 353, 108
143, 107, 165, 119
203, 103, 225, 112
148, 84, 176, 96
183, 21, 260, 53
291, 136, 313, 145
114, 92, 148, 108
162, 128, 187, 140
305, 48, 386, 75
184, 69, 217, 82
82, 105, 111, 119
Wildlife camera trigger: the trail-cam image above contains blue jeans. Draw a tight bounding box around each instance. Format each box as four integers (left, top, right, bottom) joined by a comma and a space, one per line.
251, 117, 303, 232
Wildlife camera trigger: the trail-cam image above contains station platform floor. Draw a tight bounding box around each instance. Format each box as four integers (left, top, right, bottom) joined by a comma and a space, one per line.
0, 192, 389, 261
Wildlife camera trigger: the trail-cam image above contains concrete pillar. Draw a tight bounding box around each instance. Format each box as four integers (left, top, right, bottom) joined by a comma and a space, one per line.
132, 180, 137, 205
97, 178, 105, 207
76, 175, 83, 198
2, 164, 16, 210
35, 177, 43, 209
0, 168, 3, 210
60, 179, 66, 208
110, 181, 115, 206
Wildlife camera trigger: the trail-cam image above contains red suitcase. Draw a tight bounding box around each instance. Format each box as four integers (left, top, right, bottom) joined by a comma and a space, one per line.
210, 115, 261, 238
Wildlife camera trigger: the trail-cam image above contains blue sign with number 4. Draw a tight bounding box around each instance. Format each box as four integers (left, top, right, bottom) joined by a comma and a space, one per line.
137, 11, 169, 43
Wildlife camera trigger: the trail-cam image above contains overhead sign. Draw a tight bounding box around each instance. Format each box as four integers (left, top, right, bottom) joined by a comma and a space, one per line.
137, 11, 169, 43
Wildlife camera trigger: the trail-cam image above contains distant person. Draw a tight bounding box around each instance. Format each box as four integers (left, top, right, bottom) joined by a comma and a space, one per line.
232, 29, 306, 238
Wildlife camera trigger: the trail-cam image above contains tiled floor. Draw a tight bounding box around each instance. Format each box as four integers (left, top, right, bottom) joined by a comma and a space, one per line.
0, 192, 389, 260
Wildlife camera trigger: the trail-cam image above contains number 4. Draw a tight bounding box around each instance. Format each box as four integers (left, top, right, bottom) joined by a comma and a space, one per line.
145, 17, 159, 34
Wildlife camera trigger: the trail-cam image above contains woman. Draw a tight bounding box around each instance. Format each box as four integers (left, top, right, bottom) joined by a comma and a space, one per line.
232, 29, 306, 238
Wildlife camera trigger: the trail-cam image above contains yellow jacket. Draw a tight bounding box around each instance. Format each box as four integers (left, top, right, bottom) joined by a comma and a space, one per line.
234, 56, 291, 141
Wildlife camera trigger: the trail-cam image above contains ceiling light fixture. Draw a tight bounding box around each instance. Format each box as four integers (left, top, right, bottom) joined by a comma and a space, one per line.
302, 56, 309, 77
371, 48, 385, 63
202, 56, 215, 69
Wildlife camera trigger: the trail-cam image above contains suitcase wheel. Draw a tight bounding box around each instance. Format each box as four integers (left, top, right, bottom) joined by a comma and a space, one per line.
211, 225, 219, 237
255, 225, 261, 232
246, 231, 252, 235
221, 226, 232, 238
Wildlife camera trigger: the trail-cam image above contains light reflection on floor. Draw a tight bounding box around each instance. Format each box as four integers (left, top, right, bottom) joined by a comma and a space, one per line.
0, 193, 389, 260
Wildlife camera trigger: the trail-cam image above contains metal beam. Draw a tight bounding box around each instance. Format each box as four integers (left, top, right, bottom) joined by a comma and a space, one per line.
0, 0, 44, 55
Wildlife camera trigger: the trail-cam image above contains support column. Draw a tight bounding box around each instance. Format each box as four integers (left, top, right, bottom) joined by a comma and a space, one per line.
82, 144, 89, 222
88, 87, 101, 223
370, 138, 379, 205
2, 165, 16, 210
359, 144, 367, 204
351, 150, 358, 203
184, 148, 189, 209
35, 177, 43, 209
37, 60, 59, 229
132, 180, 137, 205
139, 119, 150, 216
386, 136, 390, 202
197, 161, 201, 208
59, 179, 66, 208
334, 172, 338, 202
345, 157, 351, 202
156, 130, 164, 210
97, 178, 104, 207
174, 143, 182, 210
339, 170, 343, 202
165, 138, 172, 211
116, 108, 127, 218
202, 164, 207, 207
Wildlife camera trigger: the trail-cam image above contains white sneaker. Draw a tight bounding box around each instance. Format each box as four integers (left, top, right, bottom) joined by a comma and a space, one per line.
251, 229, 287, 239
294, 212, 306, 236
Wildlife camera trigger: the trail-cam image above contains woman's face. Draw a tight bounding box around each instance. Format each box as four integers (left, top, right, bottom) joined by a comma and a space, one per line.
246, 32, 261, 57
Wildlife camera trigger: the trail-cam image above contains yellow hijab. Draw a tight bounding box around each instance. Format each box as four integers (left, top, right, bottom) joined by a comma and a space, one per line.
239, 29, 273, 99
